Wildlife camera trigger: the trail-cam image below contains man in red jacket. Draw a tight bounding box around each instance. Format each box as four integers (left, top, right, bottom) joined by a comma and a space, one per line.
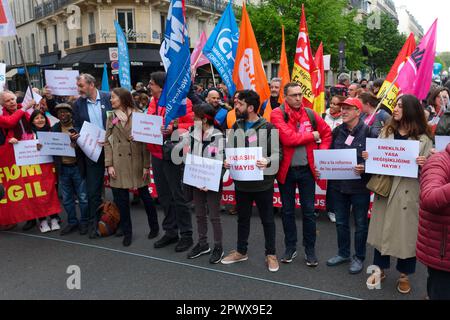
417, 145, 450, 300
146, 71, 195, 253
271, 83, 332, 267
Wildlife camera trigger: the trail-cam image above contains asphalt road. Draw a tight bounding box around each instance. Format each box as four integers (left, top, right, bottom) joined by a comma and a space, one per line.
0, 191, 428, 300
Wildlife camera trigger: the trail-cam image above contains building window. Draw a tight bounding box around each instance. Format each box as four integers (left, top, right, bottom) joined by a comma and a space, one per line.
161, 15, 166, 39
89, 12, 95, 35
31, 34, 36, 62
198, 20, 205, 37
54, 25, 58, 51
271, 64, 279, 79
44, 28, 48, 47
117, 9, 134, 40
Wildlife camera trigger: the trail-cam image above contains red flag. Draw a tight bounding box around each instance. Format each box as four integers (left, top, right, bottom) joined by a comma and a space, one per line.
291, 4, 317, 108
312, 43, 325, 115
377, 33, 416, 112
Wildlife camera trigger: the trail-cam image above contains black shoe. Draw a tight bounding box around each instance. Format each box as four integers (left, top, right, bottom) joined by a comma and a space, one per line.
281, 249, 298, 264
154, 235, 179, 249
79, 224, 88, 235
22, 220, 36, 231
115, 229, 124, 238
209, 245, 224, 264
175, 237, 194, 252
60, 224, 78, 236
305, 252, 319, 268
88, 225, 98, 239
123, 236, 132, 247
148, 229, 159, 240
187, 243, 211, 259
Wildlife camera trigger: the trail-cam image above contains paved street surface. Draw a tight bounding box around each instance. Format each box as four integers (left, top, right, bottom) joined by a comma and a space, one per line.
0, 191, 428, 300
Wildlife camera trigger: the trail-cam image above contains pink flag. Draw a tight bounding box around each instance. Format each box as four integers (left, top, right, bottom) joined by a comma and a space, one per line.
0, 0, 17, 37
191, 31, 210, 74
396, 19, 438, 100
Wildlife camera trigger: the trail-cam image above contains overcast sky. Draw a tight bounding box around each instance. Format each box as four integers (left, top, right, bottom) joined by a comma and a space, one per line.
394, 0, 449, 52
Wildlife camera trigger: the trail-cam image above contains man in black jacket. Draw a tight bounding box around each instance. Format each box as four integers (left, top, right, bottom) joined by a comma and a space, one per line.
221, 90, 281, 273
319, 97, 373, 275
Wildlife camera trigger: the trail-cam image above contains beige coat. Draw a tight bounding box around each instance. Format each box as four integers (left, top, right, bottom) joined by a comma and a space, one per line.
104, 109, 151, 189
367, 133, 433, 259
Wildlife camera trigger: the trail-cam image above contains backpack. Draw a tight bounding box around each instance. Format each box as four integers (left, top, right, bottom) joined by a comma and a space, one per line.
96, 201, 121, 237
279, 104, 317, 130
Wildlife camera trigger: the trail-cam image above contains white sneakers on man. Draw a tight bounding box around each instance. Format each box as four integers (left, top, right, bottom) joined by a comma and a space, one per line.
39, 220, 51, 233
50, 218, 60, 231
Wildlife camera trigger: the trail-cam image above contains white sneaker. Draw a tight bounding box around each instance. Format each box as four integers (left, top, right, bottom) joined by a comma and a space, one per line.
328, 212, 336, 223
39, 220, 51, 233
50, 218, 60, 231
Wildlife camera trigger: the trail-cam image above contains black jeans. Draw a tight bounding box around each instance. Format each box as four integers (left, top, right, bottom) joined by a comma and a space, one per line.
112, 187, 159, 237
373, 249, 416, 274
279, 166, 316, 255
152, 156, 192, 239
235, 188, 276, 256
85, 153, 105, 227
427, 267, 450, 300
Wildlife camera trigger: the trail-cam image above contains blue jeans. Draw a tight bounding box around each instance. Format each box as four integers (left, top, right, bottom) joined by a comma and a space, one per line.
59, 165, 89, 226
279, 166, 316, 254
332, 189, 370, 260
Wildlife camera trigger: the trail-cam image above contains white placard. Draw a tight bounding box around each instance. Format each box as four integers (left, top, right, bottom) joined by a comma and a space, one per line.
435, 136, 450, 152
23, 87, 43, 113
77, 121, 106, 162
45, 70, 79, 96
225, 147, 264, 181
313, 149, 360, 180
131, 113, 163, 145
37, 131, 75, 157
13, 140, 53, 166
0, 63, 6, 92
323, 55, 331, 71
365, 138, 420, 178
183, 154, 223, 192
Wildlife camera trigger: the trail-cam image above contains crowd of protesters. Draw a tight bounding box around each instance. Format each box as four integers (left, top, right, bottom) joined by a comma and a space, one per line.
0, 71, 449, 300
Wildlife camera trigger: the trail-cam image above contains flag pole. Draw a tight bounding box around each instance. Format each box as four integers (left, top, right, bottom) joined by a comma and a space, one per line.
15, 35, 34, 100
210, 63, 217, 87
367, 73, 400, 124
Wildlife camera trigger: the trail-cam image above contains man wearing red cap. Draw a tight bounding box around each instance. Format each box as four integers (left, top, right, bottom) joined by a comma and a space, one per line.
319, 97, 375, 274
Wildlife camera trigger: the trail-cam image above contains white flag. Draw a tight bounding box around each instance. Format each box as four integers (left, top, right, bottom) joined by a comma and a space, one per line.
0, 0, 17, 37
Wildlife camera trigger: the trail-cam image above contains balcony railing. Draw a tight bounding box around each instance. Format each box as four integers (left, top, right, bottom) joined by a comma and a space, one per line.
76, 37, 83, 46
186, 0, 229, 13
64, 40, 70, 49
88, 33, 96, 44
34, 0, 76, 19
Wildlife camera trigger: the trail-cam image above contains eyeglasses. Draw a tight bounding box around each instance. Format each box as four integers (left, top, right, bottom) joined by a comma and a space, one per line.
287, 93, 303, 98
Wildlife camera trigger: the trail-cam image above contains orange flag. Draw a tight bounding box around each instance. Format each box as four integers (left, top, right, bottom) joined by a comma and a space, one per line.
278, 25, 291, 104
291, 4, 316, 109
312, 42, 325, 115
377, 33, 416, 112
233, 4, 270, 119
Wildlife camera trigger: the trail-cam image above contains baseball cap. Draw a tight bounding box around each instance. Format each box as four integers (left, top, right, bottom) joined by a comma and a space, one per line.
338, 97, 363, 111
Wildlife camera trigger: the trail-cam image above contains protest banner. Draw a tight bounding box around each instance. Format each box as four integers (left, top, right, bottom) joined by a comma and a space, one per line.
0, 143, 60, 224
435, 136, 450, 152
313, 149, 360, 180
13, 140, 53, 166
37, 131, 75, 157
44, 70, 79, 96
365, 138, 420, 178
225, 147, 263, 181
77, 121, 105, 163
131, 113, 163, 145
0, 63, 5, 92
183, 154, 223, 192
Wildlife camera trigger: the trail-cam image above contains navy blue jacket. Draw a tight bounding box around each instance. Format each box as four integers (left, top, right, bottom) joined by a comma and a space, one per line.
72, 91, 112, 132
328, 119, 374, 195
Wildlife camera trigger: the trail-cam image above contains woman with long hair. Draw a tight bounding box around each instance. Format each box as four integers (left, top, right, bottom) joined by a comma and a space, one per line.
104, 87, 159, 247
363, 94, 433, 294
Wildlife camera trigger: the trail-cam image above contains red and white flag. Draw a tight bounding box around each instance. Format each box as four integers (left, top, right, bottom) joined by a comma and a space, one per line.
0, 0, 16, 37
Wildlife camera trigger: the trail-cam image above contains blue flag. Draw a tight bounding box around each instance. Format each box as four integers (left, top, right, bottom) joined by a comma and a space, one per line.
114, 21, 132, 91
203, 2, 239, 96
101, 63, 110, 92
159, 0, 191, 127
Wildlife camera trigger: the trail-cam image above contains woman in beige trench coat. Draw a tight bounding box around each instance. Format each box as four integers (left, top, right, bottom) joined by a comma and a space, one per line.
363, 95, 433, 295
105, 88, 159, 247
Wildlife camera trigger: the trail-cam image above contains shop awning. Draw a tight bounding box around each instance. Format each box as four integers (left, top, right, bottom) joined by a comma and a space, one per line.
5, 68, 18, 79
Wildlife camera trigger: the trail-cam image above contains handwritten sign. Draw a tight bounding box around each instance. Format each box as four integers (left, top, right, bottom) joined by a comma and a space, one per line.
45, 70, 79, 96
365, 138, 419, 178
131, 113, 163, 145
13, 140, 53, 166
23, 87, 43, 114
77, 121, 105, 162
37, 132, 75, 157
225, 147, 263, 181
313, 149, 360, 180
183, 154, 223, 192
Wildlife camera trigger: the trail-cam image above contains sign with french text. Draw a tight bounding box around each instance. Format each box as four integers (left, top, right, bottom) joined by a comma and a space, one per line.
183, 154, 223, 192
314, 149, 360, 180
77, 121, 105, 162
131, 113, 163, 145
37, 132, 75, 157
45, 70, 79, 96
13, 140, 53, 166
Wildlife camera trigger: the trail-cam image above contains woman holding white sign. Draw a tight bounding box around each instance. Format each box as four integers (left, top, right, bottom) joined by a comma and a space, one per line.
185, 103, 225, 264
363, 95, 433, 294
105, 88, 159, 247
